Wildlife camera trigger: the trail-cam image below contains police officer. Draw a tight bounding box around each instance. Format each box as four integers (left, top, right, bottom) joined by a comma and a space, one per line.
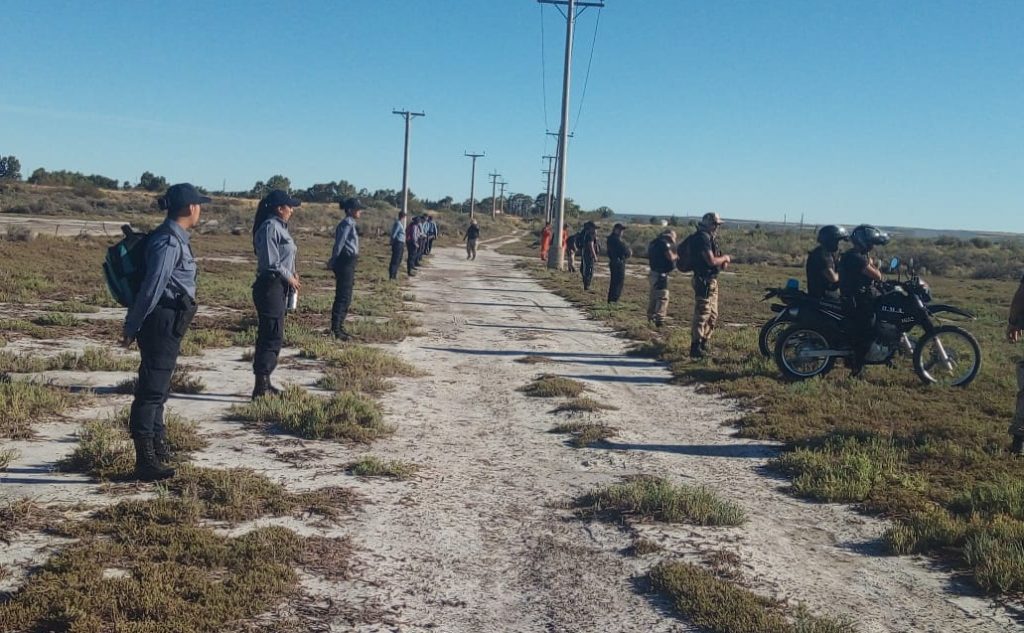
646, 229, 677, 327
424, 215, 438, 254
806, 225, 849, 300
329, 197, 364, 340
122, 183, 207, 481
564, 223, 577, 273
690, 212, 732, 358
580, 221, 599, 291
839, 224, 889, 375
606, 223, 632, 303
251, 189, 301, 399
388, 210, 406, 280
1006, 275, 1024, 454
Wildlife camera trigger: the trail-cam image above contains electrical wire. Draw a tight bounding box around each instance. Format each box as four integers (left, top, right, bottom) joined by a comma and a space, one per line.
572, 6, 602, 136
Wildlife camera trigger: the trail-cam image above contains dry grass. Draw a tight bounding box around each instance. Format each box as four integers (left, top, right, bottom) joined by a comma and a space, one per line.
347, 455, 418, 480
575, 475, 745, 527
650, 561, 856, 633
230, 385, 390, 442
550, 396, 618, 413
0, 379, 76, 439
0, 447, 18, 470
515, 355, 556, 364
59, 407, 206, 479
549, 420, 617, 447
0, 347, 136, 373
114, 366, 206, 395
519, 374, 586, 398
0, 499, 65, 545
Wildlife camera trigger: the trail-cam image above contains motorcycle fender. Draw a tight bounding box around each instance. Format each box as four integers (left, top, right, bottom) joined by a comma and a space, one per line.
927, 304, 976, 320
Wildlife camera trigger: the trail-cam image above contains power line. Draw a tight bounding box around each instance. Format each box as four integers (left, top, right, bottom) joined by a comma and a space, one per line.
572, 7, 602, 135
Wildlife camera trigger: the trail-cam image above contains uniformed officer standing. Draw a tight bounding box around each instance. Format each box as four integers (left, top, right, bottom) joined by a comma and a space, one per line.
122, 183, 207, 481
251, 189, 301, 399
690, 212, 732, 359
329, 197, 364, 340
388, 211, 406, 280
407, 216, 423, 274
1007, 276, 1024, 455
606, 223, 632, 303
646, 229, 677, 327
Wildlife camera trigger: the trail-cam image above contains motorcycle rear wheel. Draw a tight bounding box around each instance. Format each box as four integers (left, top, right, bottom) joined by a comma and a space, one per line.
759, 319, 790, 357
913, 325, 981, 387
774, 325, 836, 380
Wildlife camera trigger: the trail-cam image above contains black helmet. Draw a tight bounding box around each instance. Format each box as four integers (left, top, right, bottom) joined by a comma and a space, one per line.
816, 225, 849, 250
850, 224, 890, 251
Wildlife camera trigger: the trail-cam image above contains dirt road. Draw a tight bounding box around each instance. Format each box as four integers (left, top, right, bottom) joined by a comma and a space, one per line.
2, 236, 1017, 631
334, 238, 1015, 632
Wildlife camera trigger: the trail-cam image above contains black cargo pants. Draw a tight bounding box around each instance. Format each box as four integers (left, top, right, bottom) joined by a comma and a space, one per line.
129, 298, 194, 439
253, 273, 288, 376
332, 253, 358, 333
608, 259, 626, 302
388, 239, 405, 280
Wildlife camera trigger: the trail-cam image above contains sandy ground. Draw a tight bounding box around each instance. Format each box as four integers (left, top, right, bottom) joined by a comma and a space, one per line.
2, 235, 1020, 632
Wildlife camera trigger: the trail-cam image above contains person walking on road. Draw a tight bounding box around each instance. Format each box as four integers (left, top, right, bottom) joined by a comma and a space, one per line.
251, 189, 302, 399
690, 212, 732, 358
465, 219, 480, 260
540, 221, 553, 261
407, 216, 423, 275
606, 223, 632, 303
388, 211, 406, 280
564, 223, 577, 273
122, 183, 207, 481
646, 229, 677, 327
1008, 276, 1024, 455
329, 197, 364, 340
580, 221, 599, 291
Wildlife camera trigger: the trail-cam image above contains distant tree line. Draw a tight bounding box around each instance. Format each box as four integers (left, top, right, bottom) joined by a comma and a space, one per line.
0, 152, 613, 219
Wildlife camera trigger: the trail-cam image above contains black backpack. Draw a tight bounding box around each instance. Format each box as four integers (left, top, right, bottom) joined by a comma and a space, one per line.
103, 225, 150, 308
676, 233, 697, 273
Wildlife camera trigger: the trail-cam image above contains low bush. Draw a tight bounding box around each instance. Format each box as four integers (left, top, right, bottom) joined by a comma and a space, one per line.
229, 385, 390, 442
575, 475, 745, 526
519, 374, 586, 398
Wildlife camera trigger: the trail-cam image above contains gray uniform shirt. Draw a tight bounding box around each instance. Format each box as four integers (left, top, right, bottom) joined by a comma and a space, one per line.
123, 219, 197, 338
254, 216, 296, 281
329, 216, 359, 267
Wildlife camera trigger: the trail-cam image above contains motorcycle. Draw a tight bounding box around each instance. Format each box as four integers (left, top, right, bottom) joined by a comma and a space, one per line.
772, 257, 981, 387
758, 285, 842, 357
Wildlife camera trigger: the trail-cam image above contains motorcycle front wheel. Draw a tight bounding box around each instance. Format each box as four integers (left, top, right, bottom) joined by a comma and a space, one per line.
913, 325, 982, 387
759, 319, 790, 357
774, 325, 836, 381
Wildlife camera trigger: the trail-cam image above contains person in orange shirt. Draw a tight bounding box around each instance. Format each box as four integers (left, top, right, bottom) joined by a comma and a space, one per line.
540, 221, 553, 261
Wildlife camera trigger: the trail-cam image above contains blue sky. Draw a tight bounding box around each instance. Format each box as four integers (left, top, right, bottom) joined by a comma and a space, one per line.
2, 1, 1022, 232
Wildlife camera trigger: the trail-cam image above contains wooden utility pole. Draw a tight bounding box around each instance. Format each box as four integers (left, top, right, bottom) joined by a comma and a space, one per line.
538, 0, 603, 269
393, 110, 425, 217
464, 151, 484, 220
489, 172, 501, 217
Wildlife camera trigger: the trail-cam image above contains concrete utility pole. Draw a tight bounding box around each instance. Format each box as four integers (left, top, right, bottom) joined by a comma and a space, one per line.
542, 154, 556, 223
489, 171, 501, 217
393, 110, 425, 218
539, 0, 604, 268
464, 151, 485, 220
498, 181, 508, 215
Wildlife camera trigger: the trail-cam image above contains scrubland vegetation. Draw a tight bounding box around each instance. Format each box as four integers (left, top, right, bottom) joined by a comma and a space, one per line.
513, 223, 1024, 597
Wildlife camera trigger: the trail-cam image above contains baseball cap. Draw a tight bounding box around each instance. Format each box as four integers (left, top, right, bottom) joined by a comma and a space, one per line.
340, 197, 366, 211
700, 212, 724, 228
263, 189, 301, 208
162, 183, 211, 210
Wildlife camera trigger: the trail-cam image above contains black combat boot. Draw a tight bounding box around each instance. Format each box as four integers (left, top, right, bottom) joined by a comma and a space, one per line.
1011, 435, 1024, 456
689, 339, 705, 359
153, 430, 173, 465
133, 437, 175, 482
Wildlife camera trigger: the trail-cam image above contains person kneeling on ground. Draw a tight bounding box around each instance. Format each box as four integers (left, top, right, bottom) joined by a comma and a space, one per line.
122, 183, 207, 481
251, 189, 301, 399
1007, 275, 1024, 455
329, 197, 364, 340
646, 229, 677, 327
